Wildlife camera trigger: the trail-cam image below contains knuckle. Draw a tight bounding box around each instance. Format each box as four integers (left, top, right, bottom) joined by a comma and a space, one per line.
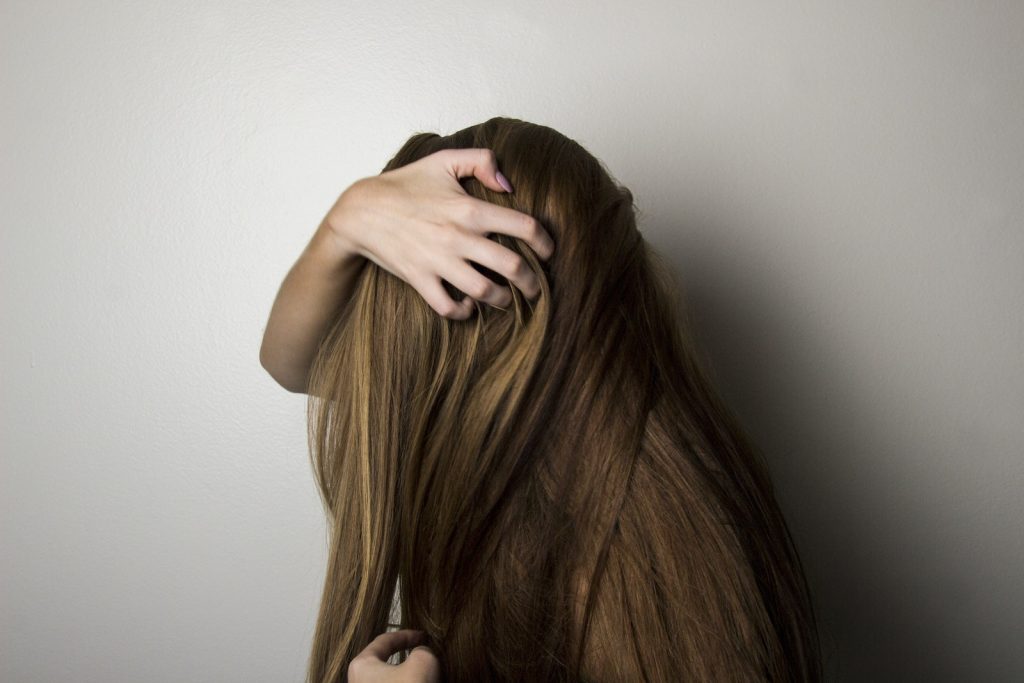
459, 198, 480, 225
527, 217, 544, 239
482, 148, 497, 166
468, 278, 492, 300
436, 299, 456, 317
502, 252, 525, 276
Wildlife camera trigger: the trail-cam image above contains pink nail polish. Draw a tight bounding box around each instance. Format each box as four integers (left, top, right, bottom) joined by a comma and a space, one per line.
495, 171, 513, 193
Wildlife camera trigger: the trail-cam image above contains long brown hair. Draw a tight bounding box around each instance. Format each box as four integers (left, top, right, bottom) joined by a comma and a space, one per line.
304, 117, 822, 682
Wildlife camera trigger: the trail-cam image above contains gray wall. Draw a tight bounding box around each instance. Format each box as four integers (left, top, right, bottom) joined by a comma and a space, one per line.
2, 1, 1021, 681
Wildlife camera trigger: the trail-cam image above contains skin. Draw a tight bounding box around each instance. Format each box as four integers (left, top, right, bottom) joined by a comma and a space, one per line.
259, 147, 556, 394
260, 148, 555, 679
347, 630, 441, 683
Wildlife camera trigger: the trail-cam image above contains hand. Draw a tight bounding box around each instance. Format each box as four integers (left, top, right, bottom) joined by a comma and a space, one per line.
347, 629, 441, 683
323, 148, 556, 319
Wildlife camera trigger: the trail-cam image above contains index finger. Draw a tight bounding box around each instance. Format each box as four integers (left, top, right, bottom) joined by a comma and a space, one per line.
465, 200, 555, 261
360, 629, 427, 662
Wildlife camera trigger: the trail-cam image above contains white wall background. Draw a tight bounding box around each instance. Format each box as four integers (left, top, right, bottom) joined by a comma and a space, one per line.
2, 1, 1021, 681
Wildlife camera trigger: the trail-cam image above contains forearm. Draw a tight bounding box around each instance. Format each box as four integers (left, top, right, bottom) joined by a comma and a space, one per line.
259, 220, 366, 393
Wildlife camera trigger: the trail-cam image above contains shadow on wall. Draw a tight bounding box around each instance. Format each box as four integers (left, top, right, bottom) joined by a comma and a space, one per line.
655, 217, 992, 683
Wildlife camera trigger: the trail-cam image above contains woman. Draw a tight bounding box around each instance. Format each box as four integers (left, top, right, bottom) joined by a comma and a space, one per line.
260, 117, 822, 682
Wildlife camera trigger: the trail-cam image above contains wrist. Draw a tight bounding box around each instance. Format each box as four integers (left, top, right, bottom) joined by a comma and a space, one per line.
306, 219, 364, 276
322, 181, 369, 257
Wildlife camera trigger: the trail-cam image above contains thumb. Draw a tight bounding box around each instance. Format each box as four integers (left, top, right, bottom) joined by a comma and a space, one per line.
407, 643, 438, 662
406, 644, 439, 669
439, 147, 514, 194
405, 644, 442, 683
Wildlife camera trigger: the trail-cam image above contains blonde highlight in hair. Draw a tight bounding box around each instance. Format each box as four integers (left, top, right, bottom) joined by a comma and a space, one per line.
304, 117, 822, 682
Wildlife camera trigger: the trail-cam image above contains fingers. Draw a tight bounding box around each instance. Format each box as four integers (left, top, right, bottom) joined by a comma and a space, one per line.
442, 259, 515, 309
459, 236, 541, 300
348, 629, 441, 683
416, 273, 476, 320
435, 149, 556, 261
440, 147, 513, 195
405, 645, 442, 683
458, 200, 555, 261
359, 629, 427, 662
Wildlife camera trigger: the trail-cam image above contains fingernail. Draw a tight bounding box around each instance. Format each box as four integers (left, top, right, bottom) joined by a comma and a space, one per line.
495, 170, 513, 193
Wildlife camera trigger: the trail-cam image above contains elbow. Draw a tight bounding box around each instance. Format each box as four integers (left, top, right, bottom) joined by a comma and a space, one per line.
259, 348, 306, 394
